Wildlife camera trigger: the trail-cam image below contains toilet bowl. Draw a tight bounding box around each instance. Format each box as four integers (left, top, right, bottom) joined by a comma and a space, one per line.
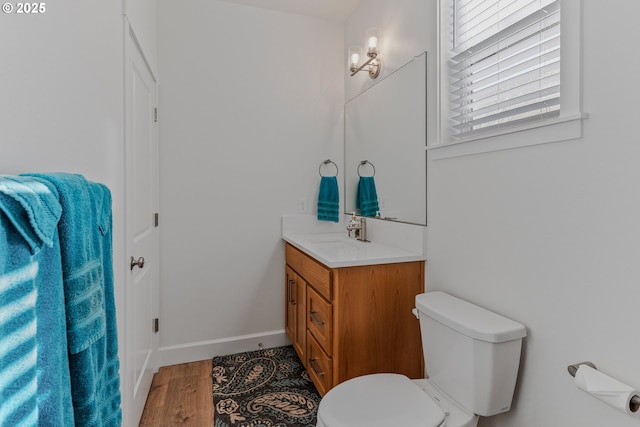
315, 291, 526, 427
316, 374, 478, 427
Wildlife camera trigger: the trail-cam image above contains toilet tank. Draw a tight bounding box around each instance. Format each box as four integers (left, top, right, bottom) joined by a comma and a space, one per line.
415, 292, 526, 417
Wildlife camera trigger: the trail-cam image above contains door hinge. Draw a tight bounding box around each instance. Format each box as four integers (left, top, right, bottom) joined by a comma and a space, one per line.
153, 107, 158, 123
154, 212, 159, 227
153, 318, 159, 333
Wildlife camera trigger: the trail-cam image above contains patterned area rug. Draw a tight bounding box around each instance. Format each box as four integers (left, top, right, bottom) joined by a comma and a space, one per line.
212, 346, 320, 427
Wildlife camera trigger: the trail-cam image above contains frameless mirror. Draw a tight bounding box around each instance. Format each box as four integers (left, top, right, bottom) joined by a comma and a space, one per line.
345, 52, 427, 225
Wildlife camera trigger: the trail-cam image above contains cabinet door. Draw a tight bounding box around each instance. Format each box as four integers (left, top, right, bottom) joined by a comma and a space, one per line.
285, 266, 297, 346
294, 275, 306, 360
333, 262, 424, 382
306, 286, 332, 356
285, 266, 306, 360
307, 331, 333, 396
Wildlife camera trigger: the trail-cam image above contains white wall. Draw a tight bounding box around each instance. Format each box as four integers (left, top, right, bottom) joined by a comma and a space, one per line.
0, 2, 159, 424
345, 0, 432, 99
156, 0, 344, 363
6, 1, 637, 425
0, 0, 129, 419
124, 0, 157, 73
345, 0, 436, 145
348, 1, 640, 426
0, 0, 124, 351
0, 1, 124, 182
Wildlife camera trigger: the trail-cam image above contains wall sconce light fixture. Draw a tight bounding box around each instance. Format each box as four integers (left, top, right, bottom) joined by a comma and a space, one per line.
349, 28, 382, 79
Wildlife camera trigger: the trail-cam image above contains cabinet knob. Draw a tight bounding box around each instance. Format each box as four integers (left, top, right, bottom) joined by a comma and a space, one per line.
309, 358, 325, 377
309, 311, 325, 326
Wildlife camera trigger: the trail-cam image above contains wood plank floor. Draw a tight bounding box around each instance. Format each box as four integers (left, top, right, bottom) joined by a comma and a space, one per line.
139, 359, 214, 427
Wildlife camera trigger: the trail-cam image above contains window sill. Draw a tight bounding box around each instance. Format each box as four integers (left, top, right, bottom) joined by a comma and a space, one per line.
428, 113, 589, 160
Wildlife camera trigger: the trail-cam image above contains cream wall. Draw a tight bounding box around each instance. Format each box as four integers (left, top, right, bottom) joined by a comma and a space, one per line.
349, 1, 640, 426
156, 0, 344, 363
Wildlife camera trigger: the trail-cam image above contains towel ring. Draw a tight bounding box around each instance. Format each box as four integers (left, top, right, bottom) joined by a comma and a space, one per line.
357, 160, 376, 177
319, 159, 339, 177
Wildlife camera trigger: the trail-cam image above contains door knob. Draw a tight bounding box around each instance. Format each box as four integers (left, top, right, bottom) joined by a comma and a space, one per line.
130, 256, 145, 271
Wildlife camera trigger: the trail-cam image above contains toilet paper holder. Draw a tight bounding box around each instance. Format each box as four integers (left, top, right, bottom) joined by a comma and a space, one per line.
568, 361, 640, 412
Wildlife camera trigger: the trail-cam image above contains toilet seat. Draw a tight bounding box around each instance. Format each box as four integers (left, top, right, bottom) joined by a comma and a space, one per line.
316, 374, 446, 427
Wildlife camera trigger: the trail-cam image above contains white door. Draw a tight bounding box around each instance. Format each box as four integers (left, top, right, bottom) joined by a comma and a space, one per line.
124, 24, 159, 426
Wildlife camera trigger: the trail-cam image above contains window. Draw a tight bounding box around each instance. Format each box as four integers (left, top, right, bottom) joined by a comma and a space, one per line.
434, 0, 586, 158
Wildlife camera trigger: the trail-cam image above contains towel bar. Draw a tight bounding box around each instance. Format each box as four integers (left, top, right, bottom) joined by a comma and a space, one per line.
357, 160, 376, 177
319, 159, 338, 177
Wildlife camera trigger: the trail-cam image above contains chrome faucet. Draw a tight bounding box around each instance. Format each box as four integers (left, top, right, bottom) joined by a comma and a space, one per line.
347, 216, 369, 242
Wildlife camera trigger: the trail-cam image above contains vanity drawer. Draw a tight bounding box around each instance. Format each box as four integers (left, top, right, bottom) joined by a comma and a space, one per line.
306, 286, 332, 355
306, 331, 333, 397
285, 243, 332, 300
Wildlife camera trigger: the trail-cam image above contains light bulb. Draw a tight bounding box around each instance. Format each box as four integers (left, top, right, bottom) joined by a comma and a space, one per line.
365, 28, 381, 56
350, 52, 360, 67
348, 46, 363, 72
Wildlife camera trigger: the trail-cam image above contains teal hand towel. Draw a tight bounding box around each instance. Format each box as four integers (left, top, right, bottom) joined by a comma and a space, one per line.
0, 175, 63, 427
356, 176, 379, 217
317, 176, 340, 222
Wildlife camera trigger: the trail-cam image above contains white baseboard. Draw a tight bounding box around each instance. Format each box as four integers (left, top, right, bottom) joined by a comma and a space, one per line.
157, 330, 291, 368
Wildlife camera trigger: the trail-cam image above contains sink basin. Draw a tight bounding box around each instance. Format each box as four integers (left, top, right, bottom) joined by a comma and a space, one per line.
303, 234, 354, 244
310, 241, 359, 257
296, 234, 360, 257
282, 231, 425, 268
281, 216, 426, 268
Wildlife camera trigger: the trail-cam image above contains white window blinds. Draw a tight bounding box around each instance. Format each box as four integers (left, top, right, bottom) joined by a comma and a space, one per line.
444, 0, 561, 141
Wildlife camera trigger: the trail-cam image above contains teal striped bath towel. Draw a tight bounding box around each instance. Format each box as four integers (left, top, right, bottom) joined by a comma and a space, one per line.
0, 175, 63, 427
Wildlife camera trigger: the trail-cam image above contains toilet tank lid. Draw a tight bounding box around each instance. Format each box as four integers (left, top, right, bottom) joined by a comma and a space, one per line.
416, 292, 526, 343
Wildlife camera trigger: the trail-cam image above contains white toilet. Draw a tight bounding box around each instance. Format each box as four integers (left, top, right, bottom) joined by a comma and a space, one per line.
316, 291, 527, 427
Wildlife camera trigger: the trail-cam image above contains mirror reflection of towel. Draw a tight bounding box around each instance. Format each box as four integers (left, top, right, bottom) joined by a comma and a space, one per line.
317, 176, 340, 222
356, 176, 379, 217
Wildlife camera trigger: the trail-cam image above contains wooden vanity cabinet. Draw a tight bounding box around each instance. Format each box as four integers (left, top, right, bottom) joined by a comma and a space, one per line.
285, 265, 307, 360
285, 243, 424, 396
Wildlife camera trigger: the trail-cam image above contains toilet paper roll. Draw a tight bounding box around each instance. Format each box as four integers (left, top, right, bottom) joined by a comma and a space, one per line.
574, 365, 640, 416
